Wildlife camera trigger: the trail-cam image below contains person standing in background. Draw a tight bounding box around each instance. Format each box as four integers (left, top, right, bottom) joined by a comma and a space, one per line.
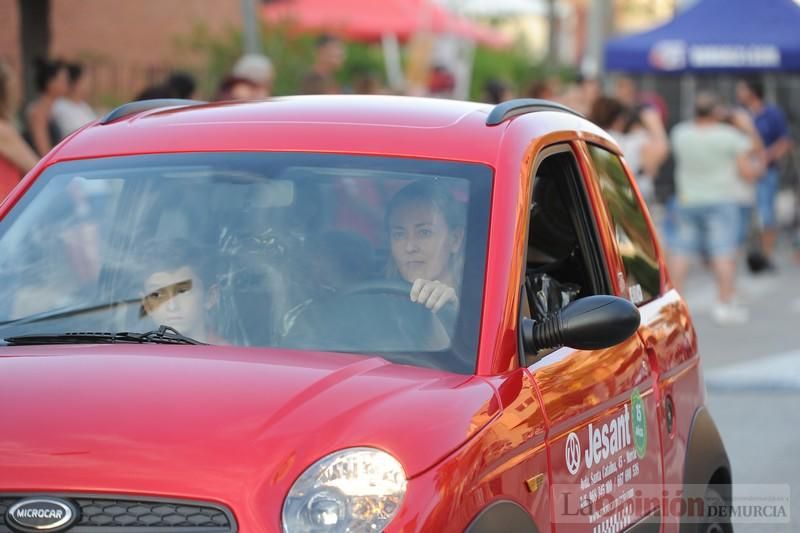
483, 78, 514, 105
590, 96, 669, 206
669, 92, 763, 325
526, 78, 558, 100
0, 62, 39, 200
24, 58, 69, 156
427, 65, 456, 99
352, 68, 386, 96
230, 54, 274, 98
716, 105, 767, 257
301, 34, 346, 95
52, 62, 96, 140
164, 71, 198, 100
214, 55, 274, 102
559, 74, 601, 117
614, 76, 668, 124
136, 70, 198, 102
737, 78, 793, 270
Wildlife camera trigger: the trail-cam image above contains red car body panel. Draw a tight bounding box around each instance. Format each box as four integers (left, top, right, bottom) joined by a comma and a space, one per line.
0, 345, 498, 477
0, 96, 723, 533
390, 370, 551, 531
42, 97, 503, 164
0, 346, 499, 530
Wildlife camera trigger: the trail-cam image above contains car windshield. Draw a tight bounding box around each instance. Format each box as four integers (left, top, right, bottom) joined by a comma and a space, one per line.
0, 153, 492, 373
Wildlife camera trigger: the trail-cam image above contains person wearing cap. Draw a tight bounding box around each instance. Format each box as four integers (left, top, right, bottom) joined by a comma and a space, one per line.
230, 53, 274, 99
214, 76, 262, 102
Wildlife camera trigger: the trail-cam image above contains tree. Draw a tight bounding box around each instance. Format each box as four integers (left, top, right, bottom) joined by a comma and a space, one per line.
18, 0, 51, 103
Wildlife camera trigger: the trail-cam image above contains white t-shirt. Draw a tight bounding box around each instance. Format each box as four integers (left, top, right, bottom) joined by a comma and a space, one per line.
670, 121, 750, 207
52, 98, 96, 138
612, 128, 654, 202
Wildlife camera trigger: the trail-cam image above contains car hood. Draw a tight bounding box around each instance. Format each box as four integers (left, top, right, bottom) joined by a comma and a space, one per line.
0, 345, 498, 497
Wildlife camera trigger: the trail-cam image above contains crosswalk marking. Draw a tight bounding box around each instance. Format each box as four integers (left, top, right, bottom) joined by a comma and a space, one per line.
706, 350, 800, 391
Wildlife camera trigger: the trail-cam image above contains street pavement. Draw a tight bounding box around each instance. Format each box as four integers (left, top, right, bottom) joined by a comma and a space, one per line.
680, 247, 800, 532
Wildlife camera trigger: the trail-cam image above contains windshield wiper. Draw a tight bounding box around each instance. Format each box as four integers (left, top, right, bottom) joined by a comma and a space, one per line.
4, 325, 206, 346
0, 297, 142, 327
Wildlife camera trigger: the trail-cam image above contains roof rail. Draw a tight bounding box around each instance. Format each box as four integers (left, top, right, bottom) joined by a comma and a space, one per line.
485, 98, 583, 126
99, 99, 205, 125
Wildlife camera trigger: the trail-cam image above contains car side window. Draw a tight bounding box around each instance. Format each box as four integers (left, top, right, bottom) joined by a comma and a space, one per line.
521, 148, 608, 327
588, 145, 661, 305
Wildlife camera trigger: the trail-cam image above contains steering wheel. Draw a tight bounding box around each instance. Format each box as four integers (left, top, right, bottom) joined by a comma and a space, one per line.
340, 279, 458, 331
280, 278, 461, 371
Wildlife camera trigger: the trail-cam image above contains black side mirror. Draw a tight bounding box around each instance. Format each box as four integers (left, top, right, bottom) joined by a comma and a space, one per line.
522, 295, 640, 354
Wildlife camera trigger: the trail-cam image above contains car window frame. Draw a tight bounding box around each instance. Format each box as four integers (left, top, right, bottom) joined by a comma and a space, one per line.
583, 142, 665, 306
0, 152, 494, 374
516, 143, 613, 367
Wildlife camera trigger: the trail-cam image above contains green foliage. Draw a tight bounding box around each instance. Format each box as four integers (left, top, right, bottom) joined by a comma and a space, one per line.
260, 25, 317, 95
470, 39, 542, 100
469, 39, 577, 101
174, 22, 242, 98
179, 22, 570, 101
338, 41, 387, 88
178, 22, 388, 97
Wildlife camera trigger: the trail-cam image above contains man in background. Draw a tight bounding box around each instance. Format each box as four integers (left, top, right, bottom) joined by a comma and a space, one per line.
668, 92, 763, 325
737, 78, 793, 270
301, 34, 346, 95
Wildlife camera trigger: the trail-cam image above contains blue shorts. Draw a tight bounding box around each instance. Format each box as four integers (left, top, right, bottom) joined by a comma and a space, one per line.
661, 197, 678, 245
756, 167, 780, 229
668, 203, 741, 258
738, 204, 753, 246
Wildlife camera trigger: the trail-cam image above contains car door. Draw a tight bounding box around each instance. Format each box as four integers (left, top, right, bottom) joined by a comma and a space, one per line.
519, 143, 663, 532
585, 143, 697, 533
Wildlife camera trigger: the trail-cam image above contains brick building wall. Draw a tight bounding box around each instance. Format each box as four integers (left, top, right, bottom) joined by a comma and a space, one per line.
1, 0, 244, 104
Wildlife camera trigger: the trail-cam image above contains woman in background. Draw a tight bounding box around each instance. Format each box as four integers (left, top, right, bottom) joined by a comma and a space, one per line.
52, 62, 96, 139
24, 58, 69, 156
590, 96, 669, 205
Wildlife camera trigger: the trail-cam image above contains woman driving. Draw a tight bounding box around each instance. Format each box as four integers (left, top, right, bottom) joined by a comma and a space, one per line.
387, 181, 465, 313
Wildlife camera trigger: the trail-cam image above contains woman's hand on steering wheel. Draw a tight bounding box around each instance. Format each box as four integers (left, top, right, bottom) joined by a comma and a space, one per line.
338, 278, 458, 334
410, 279, 458, 313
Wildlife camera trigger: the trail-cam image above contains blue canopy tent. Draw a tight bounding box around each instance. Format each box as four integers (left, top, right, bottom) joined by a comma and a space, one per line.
604, 0, 800, 73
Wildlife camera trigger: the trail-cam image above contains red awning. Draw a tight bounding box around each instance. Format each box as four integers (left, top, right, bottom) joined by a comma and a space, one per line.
263, 0, 511, 48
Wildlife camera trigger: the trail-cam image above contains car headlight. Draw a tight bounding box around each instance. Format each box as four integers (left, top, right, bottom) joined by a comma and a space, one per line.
281, 447, 407, 533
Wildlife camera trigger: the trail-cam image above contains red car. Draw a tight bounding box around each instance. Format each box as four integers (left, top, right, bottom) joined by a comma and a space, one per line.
0, 96, 730, 533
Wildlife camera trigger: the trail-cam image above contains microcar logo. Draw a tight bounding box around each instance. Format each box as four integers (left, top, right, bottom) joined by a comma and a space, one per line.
565, 432, 582, 475
5, 497, 77, 532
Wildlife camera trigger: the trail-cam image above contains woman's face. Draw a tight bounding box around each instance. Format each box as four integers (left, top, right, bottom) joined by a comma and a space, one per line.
389, 200, 462, 283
